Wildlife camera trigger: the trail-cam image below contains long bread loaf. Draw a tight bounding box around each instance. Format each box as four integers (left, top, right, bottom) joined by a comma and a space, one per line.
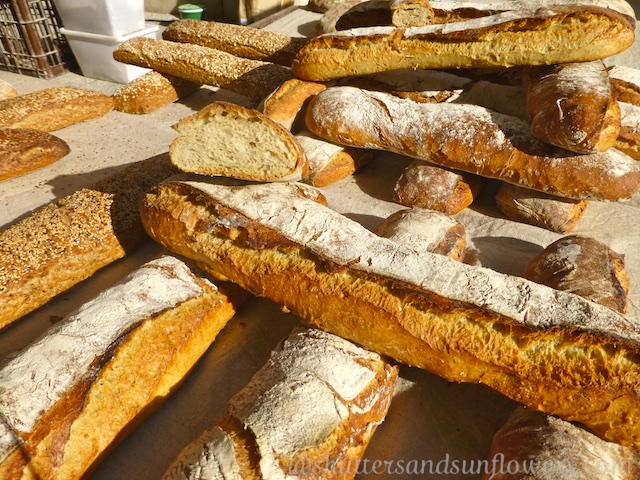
305, 86, 640, 201
162, 327, 398, 479
0, 255, 245, 479
140, 179, 640, 449
0, 153, 178, 330
291, 4, 635, 81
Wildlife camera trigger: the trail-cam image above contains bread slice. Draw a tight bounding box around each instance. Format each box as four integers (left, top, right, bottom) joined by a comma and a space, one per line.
170, 101, 308, 181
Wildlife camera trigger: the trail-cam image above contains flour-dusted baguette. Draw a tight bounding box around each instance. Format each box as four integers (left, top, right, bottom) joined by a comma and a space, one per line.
495, 183, 588, 234
524, 235, 630, 314
113, 37, 294, 102
374, 207, 466, 260
112, 70, 201, 114
305, 86, 640, 201
296, 129, 373, 187
162, 327, 398, 480
483, 406, 640, 480
522, 61, 620, 154
0, 255, 246, 479
291, 4, 635, 81
0, 128, 70, 182
609, 64, 640, 106
170, 102, 308, 181
0, 153, 178, 330
141, 179, 640, 448
261, 78, 327, 131
162, 19, 309, 67
0, 86, 113, 132
392, 160, 483, 215
616, 101, 640, 160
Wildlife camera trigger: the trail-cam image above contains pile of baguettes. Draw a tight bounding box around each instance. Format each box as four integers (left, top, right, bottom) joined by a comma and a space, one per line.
2, 0, 640, 477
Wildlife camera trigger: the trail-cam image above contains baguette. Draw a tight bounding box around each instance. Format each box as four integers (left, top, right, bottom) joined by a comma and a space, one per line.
0, 153, 178, 330
296, 129, 373, 187
291, 5, 635, 81
0, 87, 113, 132
305, 86, 640, 201
113, 37, 294, 102
392, 160, 483, 215
0, 128, 70, 182
616, 101, 640, 160
522, 61, 620, 154
170, 102, 308, 181
261, 78, 327, 131
524, 235, 630, 314
374, 207, 467, 260
609, 64, 640, 106
483, 406, 640, 480
495, 183, 588, 234
0, 255, 245, 479
140, 179, 640, 448
0, 79, 18, 100
112, 70, 201, 114
162, 327, 398, 479
162, 19, 309, 67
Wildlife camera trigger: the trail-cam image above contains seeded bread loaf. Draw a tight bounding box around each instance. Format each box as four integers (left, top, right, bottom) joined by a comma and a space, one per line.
0, 255, 245, 479
162, 327, 398, 480
305, 87, 640, 201
140, 179, 640, 449
162, 19, 309, 67
113, 37, 294, 102
0, 86, 113, 132
495, 183, 588, 234
112, 71, 201, 114
0, 128, 70, 182
0, 153, 178, 330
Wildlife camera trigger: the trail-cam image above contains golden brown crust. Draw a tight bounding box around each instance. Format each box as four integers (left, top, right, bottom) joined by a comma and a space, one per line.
392, 160, 483, 214
0, 154, 178, 330
522, 61, 620, 154
0, 80, 18, 101
495, 183, 588, 234
112, 71, 201, 114
114, 37, 294, 102
0, 128, 70, 182
261, 78, 327, 131
525, 235, 630, 314
292, 6, 635, 81
140, 180, 640, 449
162, 19, 309, 67
0, 87, 113, 132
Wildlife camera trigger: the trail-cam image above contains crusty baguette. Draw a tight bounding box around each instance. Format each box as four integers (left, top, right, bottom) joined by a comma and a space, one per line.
113, 37, 294, 102
296, 129, 373, 187
374, 207, 466, 260
609, 64, 640, 106
0, 128, 70, 182
0, 86, 113, 132
524, 235, 630, 314
162, 327, 398, 479
483, 406, 640, 480
292, 5, 635, 81
616, 101, 640, 160
0, 79, 18, 101
112, 70, 201, 114
162, 19, 309, 67
392, 160, 483, 215
140, 179, 640, 448
495, 183, 588, 234
170, 102, 308, 181
261, 78, 327, 131
305, 86, 640, 201
0, 255, 245, 479
522, 61, 620, 154
0, 153, 178, 331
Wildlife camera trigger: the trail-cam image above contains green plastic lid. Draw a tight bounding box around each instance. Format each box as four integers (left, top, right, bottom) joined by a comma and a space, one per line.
178, 3, 204, 12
